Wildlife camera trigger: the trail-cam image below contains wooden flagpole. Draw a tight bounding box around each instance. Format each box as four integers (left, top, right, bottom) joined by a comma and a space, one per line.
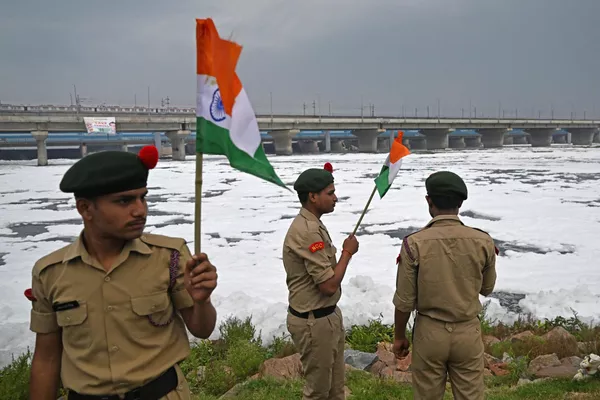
195, 153, 203, 255
352, 185, 377, 236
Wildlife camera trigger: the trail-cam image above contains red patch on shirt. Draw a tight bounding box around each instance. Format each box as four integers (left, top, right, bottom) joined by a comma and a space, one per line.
24, 288, 37, 302
495, 246, 499, 255
309, 242, 325, 253
396, 253, 402, 264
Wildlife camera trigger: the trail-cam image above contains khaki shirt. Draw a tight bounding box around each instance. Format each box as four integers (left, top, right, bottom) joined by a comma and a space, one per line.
29, 231, 195, 395
393, 215, 497, 322
282, 207, 340, 313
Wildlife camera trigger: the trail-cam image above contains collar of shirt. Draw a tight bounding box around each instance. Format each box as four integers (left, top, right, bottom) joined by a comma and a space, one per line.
300, 207, 321, 224
62, 230, 153, 265
424, 214, 464, 228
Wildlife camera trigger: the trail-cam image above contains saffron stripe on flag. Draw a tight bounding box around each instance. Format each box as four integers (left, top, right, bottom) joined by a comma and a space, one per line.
195, 18, 287, 189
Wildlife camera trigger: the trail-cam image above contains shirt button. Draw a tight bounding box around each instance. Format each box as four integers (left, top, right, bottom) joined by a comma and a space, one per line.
104, 276, 111, 282
107, 306, 113, 311
66, 317, 71, 322
111, 346, 119, 352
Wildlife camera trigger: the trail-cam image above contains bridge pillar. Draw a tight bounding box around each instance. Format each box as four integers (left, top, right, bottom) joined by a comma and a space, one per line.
80, 143, 88, 158
377, 137, 391, 152
513, 135, 528, 145
477, 128, 507, 148
553, 134, 567, 144
352, 129, 384, 153
298, 140, 319, 154
594, 131, 600, 143
269, 129, 299, 155
121, 143, 128, 153
420, 129, 449, 150
503, 136, 514, 145
464, 136, 482, 148
166, 130, 190, 161
524, 129, 554, 147
408, 137, 427, 150
153, 132, 162, 154
31, 130, 48, 166
331, 140, 345, 153
566, 128, 597, 146
449, 136, 466, 149
324, 131, 331, 153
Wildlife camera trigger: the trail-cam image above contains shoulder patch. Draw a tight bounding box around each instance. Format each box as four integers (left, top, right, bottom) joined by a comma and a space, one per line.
140, 233, 186, 251
402, 236, 416, 263
309, 241, 325, 253
33, 245, 70, 278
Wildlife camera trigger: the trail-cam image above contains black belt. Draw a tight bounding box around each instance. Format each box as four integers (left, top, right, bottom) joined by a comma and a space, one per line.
288, 305, 336, 319
67, 365, 178, 400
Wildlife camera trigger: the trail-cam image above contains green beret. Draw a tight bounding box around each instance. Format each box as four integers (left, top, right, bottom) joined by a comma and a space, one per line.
425, 171, 468, 200
293, 168, 334, 193
60, 145, 159, 198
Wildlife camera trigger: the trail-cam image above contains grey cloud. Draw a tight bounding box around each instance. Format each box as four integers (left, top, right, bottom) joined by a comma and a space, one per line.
1, 0, 599, 119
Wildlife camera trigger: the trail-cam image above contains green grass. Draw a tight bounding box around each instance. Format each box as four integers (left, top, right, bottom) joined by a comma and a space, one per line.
0, 349, 32, 400
3, 309, 599, 400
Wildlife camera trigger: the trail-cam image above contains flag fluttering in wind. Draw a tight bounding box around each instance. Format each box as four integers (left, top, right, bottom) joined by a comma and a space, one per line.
195, 18, 287, 188
373, 131, 411, 198
351, 131, 411, 235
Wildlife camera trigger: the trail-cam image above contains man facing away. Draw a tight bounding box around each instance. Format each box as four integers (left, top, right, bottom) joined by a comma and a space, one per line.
392, 171, 497, 400
28, 146, 218, 400
282, 164, 359, 400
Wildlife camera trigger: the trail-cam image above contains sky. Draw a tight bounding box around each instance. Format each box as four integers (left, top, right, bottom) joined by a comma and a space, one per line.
1, 0, 599, 118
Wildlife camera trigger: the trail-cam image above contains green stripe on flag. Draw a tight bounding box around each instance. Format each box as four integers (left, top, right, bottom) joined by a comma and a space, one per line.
196, 117, 287, 189
374, 165, 391, 198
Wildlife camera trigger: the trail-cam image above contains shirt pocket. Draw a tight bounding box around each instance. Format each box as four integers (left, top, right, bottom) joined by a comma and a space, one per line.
56, 303, 91, 350
130, 291, 175, 338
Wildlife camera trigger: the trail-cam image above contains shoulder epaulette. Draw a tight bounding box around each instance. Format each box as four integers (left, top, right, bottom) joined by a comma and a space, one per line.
140, 233, 187, 251
32, 245, 70, 277
468, 227, 499, 255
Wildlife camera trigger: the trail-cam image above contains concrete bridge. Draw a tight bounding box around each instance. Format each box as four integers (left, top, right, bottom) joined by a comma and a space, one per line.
1, 104, 599, 165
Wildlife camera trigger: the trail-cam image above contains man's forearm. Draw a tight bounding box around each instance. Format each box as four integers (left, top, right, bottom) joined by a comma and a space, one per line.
320, 252, 352, 295
394, 308, 412, 339
184, 300, 217, 339
29, 355, 61, 400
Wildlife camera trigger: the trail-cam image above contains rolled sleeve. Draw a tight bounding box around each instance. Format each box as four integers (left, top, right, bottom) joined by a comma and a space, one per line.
393, 239, 418, 312
293, 231, 335, 285
29, 274, 59, 333
171, 243, 195, 310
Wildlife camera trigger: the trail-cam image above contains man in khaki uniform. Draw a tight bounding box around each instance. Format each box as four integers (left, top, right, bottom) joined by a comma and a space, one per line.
283, 164, 359, 400
392, 171, 497, 400
27, 145, 218, 400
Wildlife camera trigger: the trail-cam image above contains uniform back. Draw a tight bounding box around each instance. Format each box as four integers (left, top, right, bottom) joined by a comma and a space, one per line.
404, 216, 496, 323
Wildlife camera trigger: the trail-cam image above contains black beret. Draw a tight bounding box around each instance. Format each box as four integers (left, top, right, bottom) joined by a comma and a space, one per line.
60, 145, 159, 198
425, 171, 468, 200
293, 168, 334, 193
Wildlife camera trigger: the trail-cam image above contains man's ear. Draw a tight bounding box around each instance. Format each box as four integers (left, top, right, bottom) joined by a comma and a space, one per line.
76, 197, 94, 221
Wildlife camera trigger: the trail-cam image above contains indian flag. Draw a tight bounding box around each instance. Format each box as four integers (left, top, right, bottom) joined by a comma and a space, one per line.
374, 131, 411, 198
195, 18, 287, 189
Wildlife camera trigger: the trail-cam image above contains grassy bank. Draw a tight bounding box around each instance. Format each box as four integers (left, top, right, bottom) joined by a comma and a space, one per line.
1, 305, 599, 400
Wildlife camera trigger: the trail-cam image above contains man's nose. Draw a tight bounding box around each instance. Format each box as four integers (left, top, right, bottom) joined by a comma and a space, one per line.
131, 198, 147, 216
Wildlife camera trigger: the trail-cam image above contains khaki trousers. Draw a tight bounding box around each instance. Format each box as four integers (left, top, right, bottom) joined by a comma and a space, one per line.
411, 313, 484, 400
286, 306, 345, 400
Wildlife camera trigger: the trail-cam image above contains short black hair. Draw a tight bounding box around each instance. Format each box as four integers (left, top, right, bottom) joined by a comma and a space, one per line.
430, 195, 462, 210
298, 192, 309, 205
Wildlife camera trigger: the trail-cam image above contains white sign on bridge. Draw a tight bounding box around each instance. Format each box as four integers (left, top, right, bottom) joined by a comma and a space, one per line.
84, 117, 116, 134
